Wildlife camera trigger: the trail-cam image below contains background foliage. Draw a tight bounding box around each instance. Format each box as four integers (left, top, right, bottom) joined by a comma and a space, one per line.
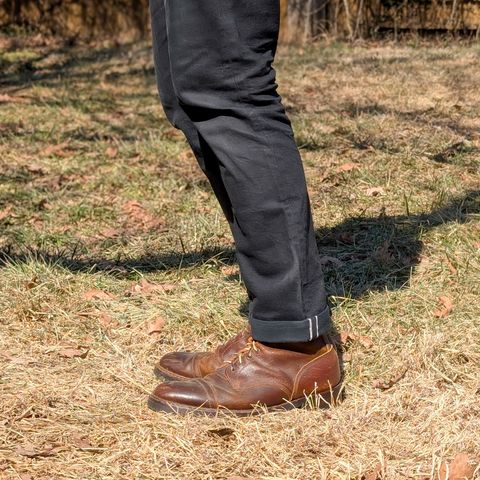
2, 0, 480, 42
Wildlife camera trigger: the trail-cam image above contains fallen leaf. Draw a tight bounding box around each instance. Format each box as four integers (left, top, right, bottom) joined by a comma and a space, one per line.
319, 255, 344, 267
122, 200, 143, 214
26, 163, 46, 174
357, 335, 374, 349
342, 352, 353, 362
207, 427, 235, 438
340, 331, 373, 349
434, 296, 453, 318
25, 276, 39, 289
37, 198, 51, 210
373, 240, 394, 265
372, 367, 408, 390
444, 257, 458, 275
159, 283, 176, 293
362, 462, 384, 480
221, 265, 239, 276
125, 279, 175, 296
338, 232, 355, 244
0, 205, 13, 221
148, 317, 166, 335
71, 434, 92, 449
83, 289, 116, 301
98, 227, 122, 238
440, 453, 478, 480
121, 200, 165, 231
105, 146, 118, 158
96, 311, 118, 328
15, 443, 56, 458
337, 162, 357, 172
58, 348, 89, 359
365, 186, 385, 196
163, 127, 184, 140
42, 141, 70, 157
0, 93, 29, 104
340, 331, 354, 344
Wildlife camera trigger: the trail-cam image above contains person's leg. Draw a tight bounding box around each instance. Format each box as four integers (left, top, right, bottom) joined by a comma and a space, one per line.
163, 0, 331, 343
149, 0, 234, 223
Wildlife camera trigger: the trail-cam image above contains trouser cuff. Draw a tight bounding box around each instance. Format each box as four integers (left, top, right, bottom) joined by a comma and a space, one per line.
249, 304, 332, 343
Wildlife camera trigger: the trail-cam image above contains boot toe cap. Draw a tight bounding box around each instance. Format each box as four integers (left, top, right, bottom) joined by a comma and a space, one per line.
151, 380, 210, 408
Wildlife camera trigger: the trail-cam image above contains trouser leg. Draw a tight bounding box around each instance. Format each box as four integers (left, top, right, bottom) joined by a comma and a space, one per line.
149, 0, 234, 222
154, 0, 331, 342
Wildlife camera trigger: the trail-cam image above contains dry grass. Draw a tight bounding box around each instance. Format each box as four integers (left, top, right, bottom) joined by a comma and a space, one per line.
1, 35, 479, 479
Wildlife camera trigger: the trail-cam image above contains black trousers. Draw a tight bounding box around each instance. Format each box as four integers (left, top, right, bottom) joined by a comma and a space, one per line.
149, 0, 331, 342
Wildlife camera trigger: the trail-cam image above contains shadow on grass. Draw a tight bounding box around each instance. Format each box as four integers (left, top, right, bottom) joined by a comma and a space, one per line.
1, 190, 478, 302
0, 41, 152, 90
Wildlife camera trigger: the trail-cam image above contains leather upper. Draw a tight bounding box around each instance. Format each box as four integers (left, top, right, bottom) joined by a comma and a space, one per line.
152, 338, 341, 410
156, 329, 251, 379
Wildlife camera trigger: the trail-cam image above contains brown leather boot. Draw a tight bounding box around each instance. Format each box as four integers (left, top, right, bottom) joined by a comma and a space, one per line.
148, 336, 342, 416
154, 329, 251, 381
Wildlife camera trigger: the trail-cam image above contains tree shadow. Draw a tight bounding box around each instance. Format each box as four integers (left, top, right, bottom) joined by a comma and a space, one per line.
0, 40, 144, 90
1, 190, 478, 302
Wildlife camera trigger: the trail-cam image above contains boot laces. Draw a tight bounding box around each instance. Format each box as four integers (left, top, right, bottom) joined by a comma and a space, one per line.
224, 337, 258, 370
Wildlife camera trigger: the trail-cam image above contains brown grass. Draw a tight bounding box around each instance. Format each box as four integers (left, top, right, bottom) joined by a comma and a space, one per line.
0, 35, 479, 479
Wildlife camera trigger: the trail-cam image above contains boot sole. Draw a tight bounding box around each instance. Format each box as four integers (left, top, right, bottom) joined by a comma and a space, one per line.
147, 381, 343, 417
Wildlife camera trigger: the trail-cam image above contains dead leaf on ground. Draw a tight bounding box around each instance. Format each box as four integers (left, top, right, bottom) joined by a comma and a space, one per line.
25, 276, 39, 289
19, 474, 33, 480
58, 348, 89, 359
83, 289, 116, 301
440, 453, 478, 480
221, 265, 239, 276
337, 162, 357, 172
373, 240, 394, 265
362, 462, 385, 480
25, 163, 46, 175
148, 317, 166, 335
444, 257, 458, 275
105, 146, 118, 158
207, 427, 235, 439
71, 434, 92, 449
98, 227, 122, 238
125, 279, 176, 296
365, 186, 385, 196
42, 141, 71, 158
340, 331, 374, 349
95, 310, 118, 328
319, 255, 344, 267
15, 443, 59, 458
372, 367, 408, 390
0, 205, 13, 221
0, 93, 30, 104
121, 200, 165, 231
434, 296, 453, 318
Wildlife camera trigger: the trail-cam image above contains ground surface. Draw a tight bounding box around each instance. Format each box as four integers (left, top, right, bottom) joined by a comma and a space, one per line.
0, 35, 479, 480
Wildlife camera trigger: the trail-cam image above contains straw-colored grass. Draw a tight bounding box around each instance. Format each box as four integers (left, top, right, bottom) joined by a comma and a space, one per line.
0, 35, 479, 479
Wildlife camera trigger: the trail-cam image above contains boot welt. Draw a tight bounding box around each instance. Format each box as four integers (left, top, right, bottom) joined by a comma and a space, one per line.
153, 365, 191, 382
147, 381, 343, 417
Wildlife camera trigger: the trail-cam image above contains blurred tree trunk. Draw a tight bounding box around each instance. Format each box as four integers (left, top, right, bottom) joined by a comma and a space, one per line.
280, 0, 329, 43
5, 0, 23, 23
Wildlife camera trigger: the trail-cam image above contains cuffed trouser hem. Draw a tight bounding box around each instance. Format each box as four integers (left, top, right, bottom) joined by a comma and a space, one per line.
249, 304, 332, 343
